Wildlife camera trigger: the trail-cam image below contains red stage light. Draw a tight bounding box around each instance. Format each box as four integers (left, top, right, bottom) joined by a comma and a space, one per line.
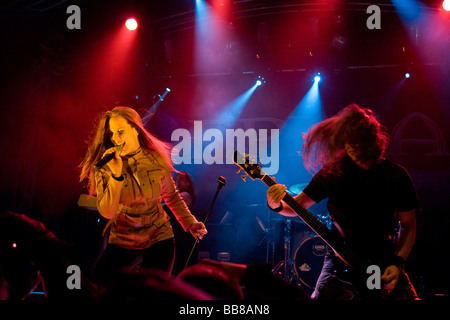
125, 18, 138, 31
444, 0, 450, 11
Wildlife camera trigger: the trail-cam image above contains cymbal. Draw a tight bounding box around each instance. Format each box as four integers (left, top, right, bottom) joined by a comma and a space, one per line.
289, 183, 308, 195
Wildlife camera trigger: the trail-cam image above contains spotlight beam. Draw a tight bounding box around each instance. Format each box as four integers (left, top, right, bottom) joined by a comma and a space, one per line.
142, 88, 172, 125
214, 83, 260, 129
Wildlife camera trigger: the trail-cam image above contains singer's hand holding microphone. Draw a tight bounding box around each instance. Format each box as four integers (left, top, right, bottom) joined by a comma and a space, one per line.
97, 146, 123, 177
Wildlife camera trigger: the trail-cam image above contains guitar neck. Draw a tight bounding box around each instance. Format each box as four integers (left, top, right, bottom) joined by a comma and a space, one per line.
261, 175, 332, 238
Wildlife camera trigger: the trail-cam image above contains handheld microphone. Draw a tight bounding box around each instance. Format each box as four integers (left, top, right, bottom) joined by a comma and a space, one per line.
94, 145, 122, 170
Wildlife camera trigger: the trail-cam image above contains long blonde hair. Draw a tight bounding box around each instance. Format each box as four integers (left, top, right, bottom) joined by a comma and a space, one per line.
79, 106, 174, 195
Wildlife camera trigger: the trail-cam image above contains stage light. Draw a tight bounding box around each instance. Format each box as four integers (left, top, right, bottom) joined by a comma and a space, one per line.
443, 0, 450, 11
256, 76, 265, 86
125, 18, 138, 31
314, 73, 321, 83
405, 73, 411, 78
161, 88, 171, 101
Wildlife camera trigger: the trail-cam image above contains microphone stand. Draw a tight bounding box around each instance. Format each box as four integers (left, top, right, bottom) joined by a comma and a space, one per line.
184, 176, 226, 269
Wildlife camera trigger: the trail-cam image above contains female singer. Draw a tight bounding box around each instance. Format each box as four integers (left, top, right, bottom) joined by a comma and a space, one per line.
80, 106, 207, 286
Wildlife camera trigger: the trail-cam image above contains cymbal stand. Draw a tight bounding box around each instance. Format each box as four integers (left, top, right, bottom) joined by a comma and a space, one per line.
256, 212, 275, 265
272, 218, 298, 283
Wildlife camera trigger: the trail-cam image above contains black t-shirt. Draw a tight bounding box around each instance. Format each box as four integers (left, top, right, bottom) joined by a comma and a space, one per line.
303, 156, 418, 264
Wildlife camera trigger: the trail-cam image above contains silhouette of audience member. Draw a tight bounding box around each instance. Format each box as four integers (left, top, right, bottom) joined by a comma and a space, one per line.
178, 261, 244, 300
1, 211, 311, 301
0, 211, 213, 300
179, 259, 310, 300
0, 211, 98, 299
101, 267, 213, 300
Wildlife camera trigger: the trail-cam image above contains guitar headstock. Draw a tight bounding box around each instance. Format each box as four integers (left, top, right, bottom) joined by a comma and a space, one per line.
233, 151, 265, 181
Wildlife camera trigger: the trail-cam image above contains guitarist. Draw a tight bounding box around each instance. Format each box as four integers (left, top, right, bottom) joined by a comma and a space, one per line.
267, 104, 419, 300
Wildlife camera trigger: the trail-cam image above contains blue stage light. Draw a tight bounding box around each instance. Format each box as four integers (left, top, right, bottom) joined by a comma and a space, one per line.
256, 76, 265, 86
314, 73, 321, 83
405, 73, 411, 78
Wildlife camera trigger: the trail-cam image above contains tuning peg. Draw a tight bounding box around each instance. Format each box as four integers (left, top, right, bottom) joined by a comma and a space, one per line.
241, 175, 247, 182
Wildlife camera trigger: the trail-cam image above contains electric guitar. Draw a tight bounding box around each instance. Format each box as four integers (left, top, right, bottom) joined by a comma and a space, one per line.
233, 151, 401, 299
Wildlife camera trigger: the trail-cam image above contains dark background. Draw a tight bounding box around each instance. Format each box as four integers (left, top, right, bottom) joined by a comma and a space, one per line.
1, 0, 449, 298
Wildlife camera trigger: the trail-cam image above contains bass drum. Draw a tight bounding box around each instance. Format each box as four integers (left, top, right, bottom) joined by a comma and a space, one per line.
294, 236, 328, 290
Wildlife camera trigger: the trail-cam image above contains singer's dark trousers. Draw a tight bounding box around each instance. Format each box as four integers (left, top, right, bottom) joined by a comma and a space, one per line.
94, 238, 175, 287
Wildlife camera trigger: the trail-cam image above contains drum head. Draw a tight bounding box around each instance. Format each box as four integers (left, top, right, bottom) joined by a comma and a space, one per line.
294, 236, 327, 289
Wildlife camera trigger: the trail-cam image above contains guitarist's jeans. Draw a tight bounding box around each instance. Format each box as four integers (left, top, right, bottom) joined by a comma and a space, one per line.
311, 253, 420, 300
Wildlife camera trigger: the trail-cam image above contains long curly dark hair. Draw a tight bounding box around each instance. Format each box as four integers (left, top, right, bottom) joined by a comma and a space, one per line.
301, 104, 389, 174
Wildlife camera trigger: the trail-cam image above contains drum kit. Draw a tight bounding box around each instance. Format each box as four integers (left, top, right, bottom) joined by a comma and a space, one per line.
250, 183, 332, 292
